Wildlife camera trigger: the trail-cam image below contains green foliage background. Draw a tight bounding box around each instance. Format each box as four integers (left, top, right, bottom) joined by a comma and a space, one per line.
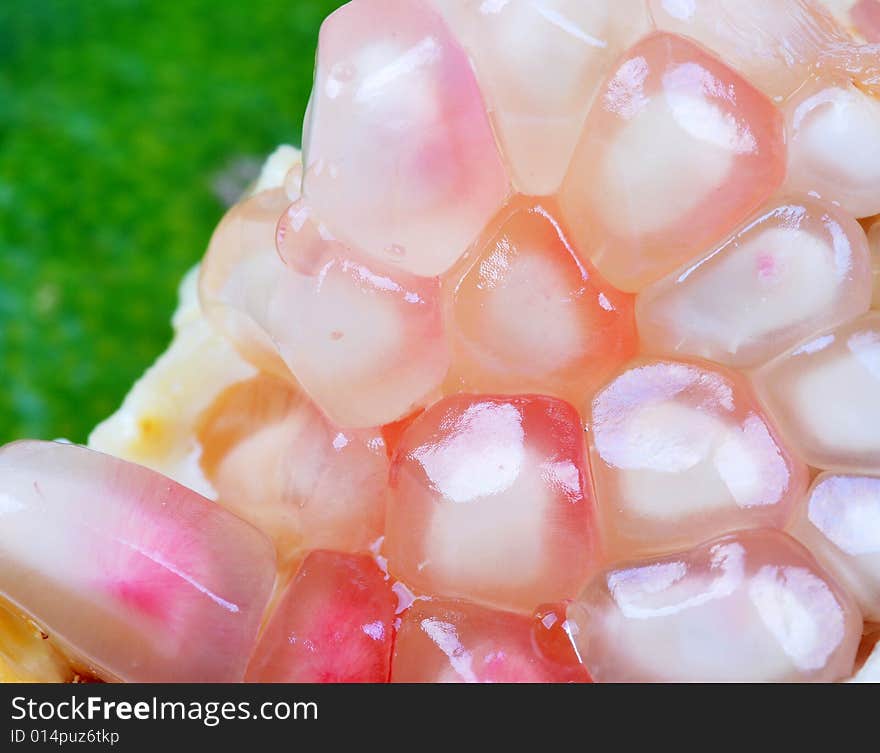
0, 0, 344, 444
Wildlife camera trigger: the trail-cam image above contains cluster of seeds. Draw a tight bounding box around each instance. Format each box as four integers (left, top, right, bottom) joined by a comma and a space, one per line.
2, 0, 880, 682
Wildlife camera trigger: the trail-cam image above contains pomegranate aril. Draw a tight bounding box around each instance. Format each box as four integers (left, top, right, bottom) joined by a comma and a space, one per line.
637, 197, 873, 369
559, 31, 786, 292
391, 598, 590, 683
446, 200, 636, 405
432, 0, 651, 196
201, 190, 450, 429
648, 0, 848, 100
588, 359, 807, 558
301, 0, 509, 277
567, 529, 861, 682
197, 374, 387, 566
852, 0, 880, 41
385, 393, 601, 612
0, 441, 275, 683
246, 551, 395, 683
785, 75, 880, 218
753, 312, 880, 471
788, 473, 880, 620
199, 189, 296, 381
532, 602, 586, 671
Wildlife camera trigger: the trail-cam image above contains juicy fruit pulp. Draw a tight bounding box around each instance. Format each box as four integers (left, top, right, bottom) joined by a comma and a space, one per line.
559, 31, 786, 292
567, 529, 861, 683
3, 0, 880, 683
588, 359, 808, 558
0, 442, 275, 682
246, 550, 396, 683
391, 599, 590, 683
385, 393, 600, 612
446, 200, 637, 403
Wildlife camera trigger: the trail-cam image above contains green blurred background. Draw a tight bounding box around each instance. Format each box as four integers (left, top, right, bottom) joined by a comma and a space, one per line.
0, 0, 345, 444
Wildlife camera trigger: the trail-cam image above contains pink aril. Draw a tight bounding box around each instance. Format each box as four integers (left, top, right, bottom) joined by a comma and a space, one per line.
200, 190, 450, 428
199, 189, 296, 381
559, 32, 786, 292
788, 472, 880, 621
567, 529, 861, 682
246, 550, 396, 683
785, 74, 880, 218
390, 598, 590, 683
0, 441, 276, 682
431, 0, 651, 195
301, 0, 509, 276
852, 0, 880, 41
197, 374, 387, 567
753, 312, 880, 471
446, 200, 637, 405
649, 0, 848, 101
385, 394, 601, 613
587, 359, 808, 558
637, 197, 872, 369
